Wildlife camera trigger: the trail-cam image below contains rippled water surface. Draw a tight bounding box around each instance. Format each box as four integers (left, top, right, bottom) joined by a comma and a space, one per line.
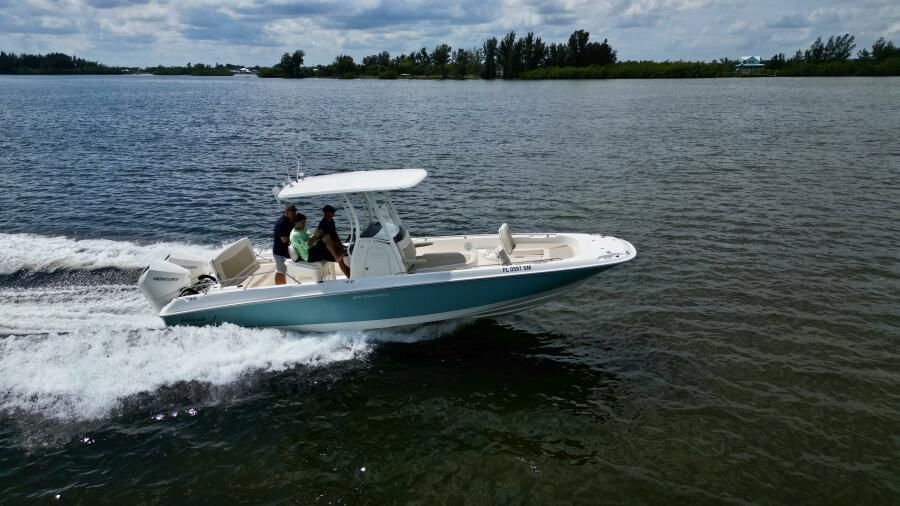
1, 75, 898, 504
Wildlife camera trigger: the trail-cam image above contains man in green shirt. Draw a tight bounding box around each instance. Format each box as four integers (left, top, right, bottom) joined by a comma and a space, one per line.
289, 213, 321, 261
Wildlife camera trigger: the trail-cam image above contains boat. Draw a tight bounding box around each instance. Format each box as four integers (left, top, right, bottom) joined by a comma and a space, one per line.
138, 169, 636, 331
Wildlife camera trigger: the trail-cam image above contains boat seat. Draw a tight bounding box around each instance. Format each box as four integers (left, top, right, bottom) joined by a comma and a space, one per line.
287, 259, 334, 282
209, 238, 260, 287
498, 223, 551, 260
287, 245, 333, 282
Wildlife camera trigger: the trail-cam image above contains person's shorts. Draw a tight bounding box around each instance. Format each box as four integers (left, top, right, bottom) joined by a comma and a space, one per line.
307, 243, 336, 263
273, 254, 288, 273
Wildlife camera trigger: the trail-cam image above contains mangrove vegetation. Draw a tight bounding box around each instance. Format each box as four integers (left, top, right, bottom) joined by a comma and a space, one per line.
4, 30, 898, 79
0, 52, 249, 76
258, 29, 899, 80
0, 52, 124, 75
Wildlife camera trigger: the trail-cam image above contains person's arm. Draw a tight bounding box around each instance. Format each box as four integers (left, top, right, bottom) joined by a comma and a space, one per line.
279, 222, 291, 245
306, 230, 321, 247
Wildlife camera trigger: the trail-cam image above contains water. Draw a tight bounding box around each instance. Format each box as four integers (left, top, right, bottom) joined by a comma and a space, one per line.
1, 75, 898, 503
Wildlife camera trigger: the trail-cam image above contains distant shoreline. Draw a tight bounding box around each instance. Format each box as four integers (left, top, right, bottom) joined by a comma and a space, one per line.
4, 72, 899, 80
6, 72, 897, 79
3, 37, 899, 80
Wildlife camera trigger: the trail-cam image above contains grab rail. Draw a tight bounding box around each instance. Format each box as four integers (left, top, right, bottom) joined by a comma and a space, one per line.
216, 269, 303, 289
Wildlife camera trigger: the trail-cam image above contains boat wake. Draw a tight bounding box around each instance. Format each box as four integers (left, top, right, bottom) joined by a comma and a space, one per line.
0, 232, 220, 275
0, 233, 460, 425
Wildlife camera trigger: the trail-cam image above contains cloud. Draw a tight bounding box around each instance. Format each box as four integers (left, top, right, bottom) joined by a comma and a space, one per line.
766, 13, 808, 29
0, 0, 898, 66
0, 16, 82, 35
614, 0, 715, 28
322, 1, 501, 30
232, 1, 335, 20
616, 12, 662, 28
85, 0, 151, 8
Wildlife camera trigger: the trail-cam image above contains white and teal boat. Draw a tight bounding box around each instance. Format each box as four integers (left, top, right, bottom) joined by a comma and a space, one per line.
138, 169, 636, 331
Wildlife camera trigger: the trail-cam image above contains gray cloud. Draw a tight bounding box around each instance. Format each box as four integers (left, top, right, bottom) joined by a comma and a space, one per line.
232, 1, 335, 19
0, 15, 81, 36
766, 13, 808, 28
85, 0, 151, 9
616, 12, 662, 28
323, 1, 500, 30
0, 0, 897, 66
181, 7, 276, 45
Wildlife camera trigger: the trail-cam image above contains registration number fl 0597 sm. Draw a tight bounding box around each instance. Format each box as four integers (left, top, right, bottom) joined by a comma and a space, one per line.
502, 265, 532, 273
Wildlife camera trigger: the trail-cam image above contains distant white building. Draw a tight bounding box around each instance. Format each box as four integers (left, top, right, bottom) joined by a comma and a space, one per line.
735, 56, 765, 73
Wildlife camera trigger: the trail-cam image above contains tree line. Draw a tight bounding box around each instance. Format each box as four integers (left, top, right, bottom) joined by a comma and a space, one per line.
525, 33, 899, 78
0, 51, 122, 74
766, 35, 900, 76
258, 29, 617, 79
4, 32, 898, 79
0, 51, 254, 76
148, 63, 236, 76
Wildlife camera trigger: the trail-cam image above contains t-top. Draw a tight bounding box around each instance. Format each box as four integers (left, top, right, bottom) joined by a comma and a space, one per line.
272, 215, 293, 258
289, 228, 313, 261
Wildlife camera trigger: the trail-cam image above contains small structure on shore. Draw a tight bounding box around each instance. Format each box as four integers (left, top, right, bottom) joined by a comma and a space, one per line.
735, 56, 765, 74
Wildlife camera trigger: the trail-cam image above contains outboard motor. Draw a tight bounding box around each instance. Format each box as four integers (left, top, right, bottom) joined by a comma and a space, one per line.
166, 251, 210, 283
139, 260, 190, 312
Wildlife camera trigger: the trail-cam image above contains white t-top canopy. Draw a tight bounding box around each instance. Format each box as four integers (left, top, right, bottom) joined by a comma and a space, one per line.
277, 169, 427, 200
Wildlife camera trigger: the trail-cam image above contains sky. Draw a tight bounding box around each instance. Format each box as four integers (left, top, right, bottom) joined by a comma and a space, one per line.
1, 0, 898, 67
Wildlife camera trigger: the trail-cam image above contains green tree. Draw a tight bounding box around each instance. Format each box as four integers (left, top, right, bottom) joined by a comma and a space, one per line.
452, 48, 471, 78
871, 37, 899, 61
827, 34, 855, 61
521, 32, 535, 71
531, 35, 546, 70
497, 31, 520, 78
803, 34, 855, 63
482, 37, 498, 79
591, 38, 616, 65
280, 52, 293, 77
431, 43, 452, 78
546, 42, 567, 67
567, 29, 590, 66
290, 49, 305, 77
418, 47, 431, 66
362, 50, 391, 70
519, 32, 547, 71
333, 54, 356, 78
768, 52, 786, 69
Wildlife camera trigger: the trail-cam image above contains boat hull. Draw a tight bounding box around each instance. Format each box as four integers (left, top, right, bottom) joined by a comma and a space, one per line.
162, 265, 613, 332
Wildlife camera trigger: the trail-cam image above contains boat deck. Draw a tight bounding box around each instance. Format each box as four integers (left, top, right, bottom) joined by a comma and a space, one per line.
213, 233, 579, 290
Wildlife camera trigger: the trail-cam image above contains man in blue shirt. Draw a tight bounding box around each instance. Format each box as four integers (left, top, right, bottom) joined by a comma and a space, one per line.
273, 203, 297, 285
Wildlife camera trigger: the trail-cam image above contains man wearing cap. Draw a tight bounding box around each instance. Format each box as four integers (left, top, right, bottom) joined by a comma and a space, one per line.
272, 203, 296, 285
308, 204, 351, 278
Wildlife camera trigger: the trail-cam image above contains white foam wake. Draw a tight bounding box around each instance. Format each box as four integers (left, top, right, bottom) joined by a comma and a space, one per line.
0, 232, 220, 274
0, 282, 459, 422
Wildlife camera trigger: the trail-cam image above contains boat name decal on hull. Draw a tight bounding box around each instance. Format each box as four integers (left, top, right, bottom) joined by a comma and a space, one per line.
352, 292, 391, 301
502, 265, 532, 273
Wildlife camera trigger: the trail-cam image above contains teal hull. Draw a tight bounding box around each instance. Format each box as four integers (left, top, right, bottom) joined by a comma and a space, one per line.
163, 265, 611, 330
